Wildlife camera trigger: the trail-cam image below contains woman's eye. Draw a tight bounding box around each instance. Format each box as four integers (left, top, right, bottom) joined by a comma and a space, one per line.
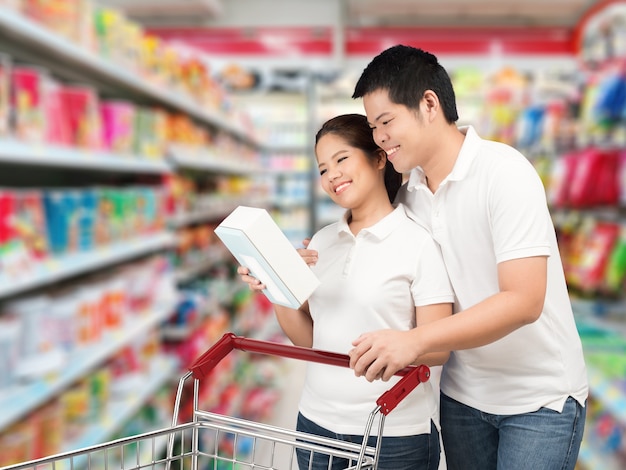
337, 156, 348, 163
319, 169, 327, 176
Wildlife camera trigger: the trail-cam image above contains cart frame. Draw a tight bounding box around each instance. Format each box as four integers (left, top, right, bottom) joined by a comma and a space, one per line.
1, 333, 430, 470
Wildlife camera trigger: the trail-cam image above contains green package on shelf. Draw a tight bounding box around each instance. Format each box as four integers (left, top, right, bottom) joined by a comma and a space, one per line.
586, 351, 626, 379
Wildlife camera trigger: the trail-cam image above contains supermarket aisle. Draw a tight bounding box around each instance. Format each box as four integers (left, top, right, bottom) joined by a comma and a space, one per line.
257, 357, 306, 468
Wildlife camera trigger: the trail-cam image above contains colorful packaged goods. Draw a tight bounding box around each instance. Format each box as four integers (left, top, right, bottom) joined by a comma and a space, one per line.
93, 6, 118, 60
43, 189, 73, 255
0, 190, 31, 279
572, 221, 621, 293
76, 284, 103, 345
33, 399, 64, 458
0, 53, 9, 137
100, 100, 135, 154
3, 294, 66, 380
0, 190, 15, 253
94, 187, 114, 245
11, 65, 46, 142
109, 189, 127, 240
101, 277, 126, 329
42, 77, 71, 146
0, 0, 22, 10
22, 0, 94, 48
604, 226, 626, 293
65, 190, 82, 253
48, 290, 80, 352
58, 84, 102, 149
568, 148, 620, 208
60, 379, 92, 437
0, 421, 35, 466
133, 107, 167, 158
139, 34, 163, 83
153, 108, 169, 159
93, 6, 142, 70
144, 185, 166, 232
77, 188, 98, 251
0, 315, 21, 390
13, 190, 49, 261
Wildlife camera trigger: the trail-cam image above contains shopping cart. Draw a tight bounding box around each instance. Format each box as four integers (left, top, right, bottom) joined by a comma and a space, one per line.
1, 332, 431, 470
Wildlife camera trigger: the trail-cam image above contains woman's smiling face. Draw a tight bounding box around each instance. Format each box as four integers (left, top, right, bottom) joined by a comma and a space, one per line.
316, 132, 384, 210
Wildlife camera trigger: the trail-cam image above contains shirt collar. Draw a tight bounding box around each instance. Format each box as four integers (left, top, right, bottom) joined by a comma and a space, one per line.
406, 125, 481, 192
336, 205, 408, 241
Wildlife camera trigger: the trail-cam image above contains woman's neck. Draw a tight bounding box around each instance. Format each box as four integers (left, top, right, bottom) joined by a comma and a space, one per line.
348, 201, 394, 235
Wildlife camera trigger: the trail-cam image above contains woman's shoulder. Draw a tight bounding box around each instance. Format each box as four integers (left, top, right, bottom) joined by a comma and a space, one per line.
308, 221, 340, 248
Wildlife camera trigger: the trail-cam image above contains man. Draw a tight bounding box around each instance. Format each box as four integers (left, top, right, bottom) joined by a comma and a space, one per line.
347, 44, 588, 470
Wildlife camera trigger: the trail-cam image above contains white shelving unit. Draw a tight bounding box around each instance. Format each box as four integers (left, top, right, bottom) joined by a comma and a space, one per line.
0, 297, 177, 431
168, 145, 262, 175
63, 353, 178, 452
0, 7, 257, 148
0, 5, 267, 460
0, 139, 171, 174
230, 91, 315, 244
0, 231, 174, 299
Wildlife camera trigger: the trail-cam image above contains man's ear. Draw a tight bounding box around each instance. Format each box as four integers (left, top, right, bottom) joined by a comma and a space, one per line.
422, 90, 440, 121
376, 148, 388, 169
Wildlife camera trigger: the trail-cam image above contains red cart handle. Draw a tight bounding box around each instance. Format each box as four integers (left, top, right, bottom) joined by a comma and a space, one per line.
189, 332, 430, 416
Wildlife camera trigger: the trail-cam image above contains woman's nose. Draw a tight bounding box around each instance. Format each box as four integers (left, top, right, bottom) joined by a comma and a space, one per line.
327, 167, 341, 183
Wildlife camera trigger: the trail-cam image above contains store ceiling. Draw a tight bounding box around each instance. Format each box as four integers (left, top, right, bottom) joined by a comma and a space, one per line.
345, 0, 599, 27
103, 0, 600, 29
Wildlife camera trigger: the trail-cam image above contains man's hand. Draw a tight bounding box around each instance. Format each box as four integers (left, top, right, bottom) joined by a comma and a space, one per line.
349, 330, 421, 382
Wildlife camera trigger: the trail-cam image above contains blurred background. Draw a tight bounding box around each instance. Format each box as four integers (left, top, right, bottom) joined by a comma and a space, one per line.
0, 0, 625, 468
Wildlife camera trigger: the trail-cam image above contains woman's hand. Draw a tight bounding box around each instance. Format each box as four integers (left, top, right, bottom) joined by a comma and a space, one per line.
237, 266, 265, 291
298, 238, 318, 266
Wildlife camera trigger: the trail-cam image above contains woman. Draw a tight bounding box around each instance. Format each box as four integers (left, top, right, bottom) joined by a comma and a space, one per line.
239, 113, 453, 470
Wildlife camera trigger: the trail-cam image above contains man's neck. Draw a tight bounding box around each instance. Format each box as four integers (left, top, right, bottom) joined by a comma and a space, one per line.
423, 125, 466, 193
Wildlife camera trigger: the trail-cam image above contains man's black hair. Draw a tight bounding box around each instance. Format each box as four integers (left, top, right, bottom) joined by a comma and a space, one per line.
352, 44, 459, 124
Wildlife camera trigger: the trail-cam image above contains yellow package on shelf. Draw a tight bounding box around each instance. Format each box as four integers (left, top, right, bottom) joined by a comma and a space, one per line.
215, 205, 320, 309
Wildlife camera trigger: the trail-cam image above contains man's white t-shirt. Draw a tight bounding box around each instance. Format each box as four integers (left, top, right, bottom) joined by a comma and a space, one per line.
298, 204, 455, 436
396, 126, 588, 415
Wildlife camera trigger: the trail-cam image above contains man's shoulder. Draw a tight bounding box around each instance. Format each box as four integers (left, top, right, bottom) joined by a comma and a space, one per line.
394, 203, 431, 235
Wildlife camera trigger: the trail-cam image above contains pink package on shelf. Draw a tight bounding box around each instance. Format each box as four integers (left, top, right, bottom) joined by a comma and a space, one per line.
42, 77, 71, 146
100, 100, 135, 154
11, 66, 46, 142
0, 53, 10, 137
58, 84, 102, 150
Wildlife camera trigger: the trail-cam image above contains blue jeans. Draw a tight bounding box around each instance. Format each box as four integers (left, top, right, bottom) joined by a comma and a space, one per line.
440, 393, 586, 470
295, 412, 440, 470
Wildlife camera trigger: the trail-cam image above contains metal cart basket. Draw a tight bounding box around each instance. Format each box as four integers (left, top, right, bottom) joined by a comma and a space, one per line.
1, 332, 430, 470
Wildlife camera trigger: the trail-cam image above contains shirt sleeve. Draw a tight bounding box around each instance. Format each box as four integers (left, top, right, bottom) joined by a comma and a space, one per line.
488, 155, 552, 264
411, 235, 456, 307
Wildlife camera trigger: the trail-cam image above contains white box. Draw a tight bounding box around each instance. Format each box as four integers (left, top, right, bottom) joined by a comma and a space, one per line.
214, 206, 320, 309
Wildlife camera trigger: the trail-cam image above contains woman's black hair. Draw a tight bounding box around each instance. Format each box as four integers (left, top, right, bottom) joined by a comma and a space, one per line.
315, 113, 402, 203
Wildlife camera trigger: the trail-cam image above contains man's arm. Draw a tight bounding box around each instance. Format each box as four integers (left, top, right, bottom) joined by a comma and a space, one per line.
349, 255, 547, 381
